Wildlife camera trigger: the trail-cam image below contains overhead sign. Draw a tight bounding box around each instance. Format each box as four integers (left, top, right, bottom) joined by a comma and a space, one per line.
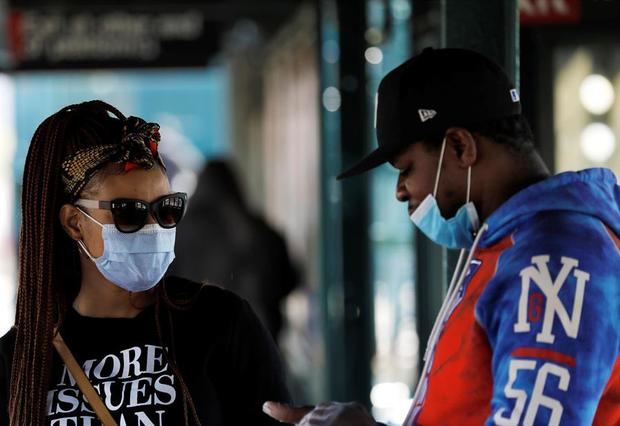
520, 0, 582, 25
7, 9, 220, 69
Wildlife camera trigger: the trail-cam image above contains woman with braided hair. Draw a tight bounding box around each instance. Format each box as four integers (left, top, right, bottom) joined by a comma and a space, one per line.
0, 100, 290, 426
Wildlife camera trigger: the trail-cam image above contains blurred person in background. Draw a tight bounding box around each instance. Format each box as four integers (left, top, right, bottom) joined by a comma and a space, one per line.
0, 101, 290, 426
171, 159, 298, 341
264, 48, 620, 425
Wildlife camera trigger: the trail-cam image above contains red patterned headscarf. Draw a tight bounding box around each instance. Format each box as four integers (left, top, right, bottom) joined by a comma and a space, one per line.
61, 109, 165, 199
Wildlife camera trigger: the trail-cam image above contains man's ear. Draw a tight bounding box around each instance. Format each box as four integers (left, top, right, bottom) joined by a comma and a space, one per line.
445, 127, 478, 168
59, 204, 83, 241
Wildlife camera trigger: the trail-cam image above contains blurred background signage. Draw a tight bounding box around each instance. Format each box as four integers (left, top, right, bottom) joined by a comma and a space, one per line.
7, 8, 218, 69
520, 0, 581, 24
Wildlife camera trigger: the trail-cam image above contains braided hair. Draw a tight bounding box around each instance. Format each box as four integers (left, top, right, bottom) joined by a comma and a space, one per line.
9, 100, 200, 425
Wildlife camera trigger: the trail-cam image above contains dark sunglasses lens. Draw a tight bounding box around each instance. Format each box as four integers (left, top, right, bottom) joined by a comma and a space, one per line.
155, 195, 186, 228
111, 200, 149, 233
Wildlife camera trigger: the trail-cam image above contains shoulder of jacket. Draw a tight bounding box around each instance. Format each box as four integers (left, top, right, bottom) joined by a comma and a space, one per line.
505, 210, 619, 257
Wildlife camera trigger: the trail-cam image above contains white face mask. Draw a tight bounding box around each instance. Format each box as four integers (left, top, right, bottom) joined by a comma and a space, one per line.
409, 137, 480, 249
77, 209, 176, 292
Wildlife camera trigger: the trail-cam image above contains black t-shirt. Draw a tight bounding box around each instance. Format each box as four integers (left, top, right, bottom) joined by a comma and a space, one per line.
0, 277, 291, 425
47, 304, 184, 425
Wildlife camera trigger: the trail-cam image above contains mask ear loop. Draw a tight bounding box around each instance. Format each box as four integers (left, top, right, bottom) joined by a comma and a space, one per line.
77, 240, 97, 262
435, 137, 473, 203
433, 137, 448, 198
75, 207, 103, 262
466, 164, 480, 232
75, 206, 105, 227
466, 166, 472, 203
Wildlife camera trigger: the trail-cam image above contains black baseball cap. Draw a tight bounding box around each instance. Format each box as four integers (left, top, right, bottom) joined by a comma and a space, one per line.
337, 47, 522, 179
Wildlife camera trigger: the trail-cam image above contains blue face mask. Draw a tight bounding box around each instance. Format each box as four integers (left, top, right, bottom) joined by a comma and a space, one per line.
77, 210, 176, 292
410, 137, 480, 249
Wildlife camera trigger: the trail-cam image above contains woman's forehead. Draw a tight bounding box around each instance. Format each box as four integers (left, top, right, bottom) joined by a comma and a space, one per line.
91, 167, 170, 201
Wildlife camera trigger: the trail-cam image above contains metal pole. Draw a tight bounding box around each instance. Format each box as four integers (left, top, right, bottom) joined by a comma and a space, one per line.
319, 0, 373, 407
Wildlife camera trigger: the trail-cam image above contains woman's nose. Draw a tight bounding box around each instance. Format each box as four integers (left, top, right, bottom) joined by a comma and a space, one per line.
147, 213, 158, 224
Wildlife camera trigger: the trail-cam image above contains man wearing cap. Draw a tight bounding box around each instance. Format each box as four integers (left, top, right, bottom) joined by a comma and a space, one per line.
264, 48, 620, 425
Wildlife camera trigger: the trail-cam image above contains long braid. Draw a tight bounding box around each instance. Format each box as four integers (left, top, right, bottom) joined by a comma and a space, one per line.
9, 101, 123, 424
10, 110, 74, 424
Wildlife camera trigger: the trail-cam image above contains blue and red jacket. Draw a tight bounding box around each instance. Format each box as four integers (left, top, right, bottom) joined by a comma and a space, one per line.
406, 168, 620, 425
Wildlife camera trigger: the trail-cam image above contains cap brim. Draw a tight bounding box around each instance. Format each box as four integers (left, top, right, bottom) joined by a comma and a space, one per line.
337, 147, 389, 180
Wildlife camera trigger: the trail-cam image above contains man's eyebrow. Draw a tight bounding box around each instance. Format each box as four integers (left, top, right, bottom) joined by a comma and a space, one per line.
390, 158, 407, 169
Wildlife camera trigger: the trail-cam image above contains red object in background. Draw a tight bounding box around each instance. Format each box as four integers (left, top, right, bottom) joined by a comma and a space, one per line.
8, 11, 24, 64
520, 0, 582, 25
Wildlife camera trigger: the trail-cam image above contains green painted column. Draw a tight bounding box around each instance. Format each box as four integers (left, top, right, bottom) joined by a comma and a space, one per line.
319, 0, 373, 407
441, 0, 519, 84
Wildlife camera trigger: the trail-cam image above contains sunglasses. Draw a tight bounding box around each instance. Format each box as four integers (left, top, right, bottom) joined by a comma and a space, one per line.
75, 192, 188, 233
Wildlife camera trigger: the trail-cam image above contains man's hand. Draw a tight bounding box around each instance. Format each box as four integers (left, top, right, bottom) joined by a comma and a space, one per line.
263, 401, 377, 425
263, 402, 314, 424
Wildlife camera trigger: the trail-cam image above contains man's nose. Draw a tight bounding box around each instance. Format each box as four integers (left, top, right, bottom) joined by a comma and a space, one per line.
395, 176, 409, 202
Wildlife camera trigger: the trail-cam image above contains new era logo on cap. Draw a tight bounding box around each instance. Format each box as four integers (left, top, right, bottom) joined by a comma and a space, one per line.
510, 89, 520, 103
418, 109, 437, 122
